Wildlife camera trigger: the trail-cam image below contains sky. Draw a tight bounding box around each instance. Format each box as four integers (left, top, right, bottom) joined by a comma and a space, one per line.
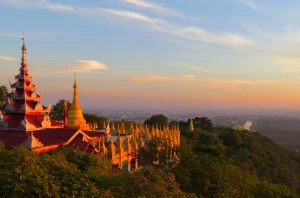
1, 0, 300, 113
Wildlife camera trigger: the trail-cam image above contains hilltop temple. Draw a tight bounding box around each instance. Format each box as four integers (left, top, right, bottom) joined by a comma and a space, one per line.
0, 39, 180, 170
0, 39, 103, 153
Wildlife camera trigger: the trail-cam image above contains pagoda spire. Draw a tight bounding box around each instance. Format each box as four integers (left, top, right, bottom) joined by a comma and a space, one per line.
67, 74, 89, 130
189, 119, 194, 131
21, 33, 27, 67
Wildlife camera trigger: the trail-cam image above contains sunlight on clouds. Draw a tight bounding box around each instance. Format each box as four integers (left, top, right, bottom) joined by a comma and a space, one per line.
183, 74, 197, 80
0, 0, 254, 48
128, 75, 170, 83
234, 0, 258, 9
127, 74, 279, 87
0, 0, 74, 12
123, 0, 183, 17
0, 55, 18, 61
100, 8, 157, 23
56, 60, 108, 73
184, 65, 214, 73
271, 57, 300, 69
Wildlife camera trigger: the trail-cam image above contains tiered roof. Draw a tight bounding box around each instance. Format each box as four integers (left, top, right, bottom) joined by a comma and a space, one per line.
0, 38, 62, 131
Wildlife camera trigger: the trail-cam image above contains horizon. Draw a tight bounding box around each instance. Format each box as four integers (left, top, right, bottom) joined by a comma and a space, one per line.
1, 0, 300, 112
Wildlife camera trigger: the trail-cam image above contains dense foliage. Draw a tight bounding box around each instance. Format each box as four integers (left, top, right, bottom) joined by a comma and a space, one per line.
144, 114, 168, 126
0, 85, 8, 105
1, 113, 299, 197
0, 145, 193, 198
49, 99, 71, 121
176, 119, 300, 197
83, 113, 107, 128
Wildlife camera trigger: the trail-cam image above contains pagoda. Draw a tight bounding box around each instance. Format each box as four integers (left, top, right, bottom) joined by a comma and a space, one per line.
67, 76, 90, 130
0, 37, 61, 131
0, 39, 105, 153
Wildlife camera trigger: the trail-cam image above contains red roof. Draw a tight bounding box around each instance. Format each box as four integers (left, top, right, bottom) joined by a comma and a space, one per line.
4, 114, 25, 129
26, 128, 78, 147
0, 127, 104, 154
0, 130, 27, 148
84, 131, 105, 138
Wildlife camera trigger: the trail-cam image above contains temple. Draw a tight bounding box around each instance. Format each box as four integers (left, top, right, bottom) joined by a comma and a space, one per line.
0, 39, 104, 153
103, 123, 180, 170
0, 39, 180, 170
67, 75, 90, 130
0, 38, 61, 131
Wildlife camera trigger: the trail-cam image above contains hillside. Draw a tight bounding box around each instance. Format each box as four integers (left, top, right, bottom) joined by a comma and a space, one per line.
0, 117, 299, 197
176, 121, 300, 197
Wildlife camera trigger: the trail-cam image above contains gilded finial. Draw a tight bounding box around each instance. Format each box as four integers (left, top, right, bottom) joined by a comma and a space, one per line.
22, 32, 26, 51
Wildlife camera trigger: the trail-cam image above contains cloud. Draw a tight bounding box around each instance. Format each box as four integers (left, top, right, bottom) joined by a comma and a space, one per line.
184, 65, 214, 73
0, 0, 255, 48
128, 75, 170, 83
56, 60, 108, 73
0, 0, 74, 12
271, 57, 300, 68
123, 0, 183, 17
128, 74, 277, 87
183, 74, 197, 80
100, 8, 157, 23
0, 55, 18, 61
281, 28, 300, 43
100, 10, 254, 47
234, 0, 258, 9
168, 62, 215, 73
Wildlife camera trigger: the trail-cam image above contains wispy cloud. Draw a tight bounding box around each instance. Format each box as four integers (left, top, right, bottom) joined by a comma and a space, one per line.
271, 57, 300, 68
183, 74, 197, 80
0, 0, 254, 48
100, 10, 254, 47
128, 74, 278, 87
168, 62, 215, 73
184, 65, 214, 73
123, 0, 183, 17
0, 55, 18, 61
100, 8, 157, 23
0, 0, 74, 12
128, 75, 170, 83
56, 60, 108, 73
281, 28, 300, 43
234, 0, 258, 9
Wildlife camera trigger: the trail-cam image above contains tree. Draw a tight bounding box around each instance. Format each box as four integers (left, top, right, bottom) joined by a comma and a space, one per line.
0, 85, 8, 105
144, 114, 168, 126
49, 99, 71, 121
193, 117, 213, 132
83, 113, 107, 128
218, 131, 242, 148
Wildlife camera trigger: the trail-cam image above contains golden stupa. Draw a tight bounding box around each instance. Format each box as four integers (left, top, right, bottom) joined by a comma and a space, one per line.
67, 75, 90, 130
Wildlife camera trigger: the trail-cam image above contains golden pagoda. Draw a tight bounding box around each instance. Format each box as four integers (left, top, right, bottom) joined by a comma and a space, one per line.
67, 75, 90, 130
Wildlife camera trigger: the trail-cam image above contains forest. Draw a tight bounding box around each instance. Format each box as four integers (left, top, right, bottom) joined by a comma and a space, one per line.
0, 113, 299, 197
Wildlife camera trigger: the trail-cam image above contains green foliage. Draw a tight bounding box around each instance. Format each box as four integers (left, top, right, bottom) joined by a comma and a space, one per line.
193, 117, 213, 132
144, 114, 168, 126
0, 85, 8, 105
0, 146, 192, 197
83, 113, 107, 128
177, 123, 299, 197
219, 131, 242, 148
49, 99, 71, 121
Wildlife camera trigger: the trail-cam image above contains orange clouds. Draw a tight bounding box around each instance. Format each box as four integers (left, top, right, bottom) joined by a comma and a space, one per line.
56, 60, 108, 73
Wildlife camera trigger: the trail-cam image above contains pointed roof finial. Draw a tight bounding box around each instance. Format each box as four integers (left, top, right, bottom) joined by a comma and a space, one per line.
73, 73, 78, 88
22, 32, 26, 51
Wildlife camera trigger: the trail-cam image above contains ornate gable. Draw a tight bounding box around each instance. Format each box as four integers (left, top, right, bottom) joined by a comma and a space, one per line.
22, 132, 44, 149
42, 115, 51, 128
21, 118, 36, 130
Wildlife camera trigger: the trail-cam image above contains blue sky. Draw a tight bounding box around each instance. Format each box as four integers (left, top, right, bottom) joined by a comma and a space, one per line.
1, 0, 300, 112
